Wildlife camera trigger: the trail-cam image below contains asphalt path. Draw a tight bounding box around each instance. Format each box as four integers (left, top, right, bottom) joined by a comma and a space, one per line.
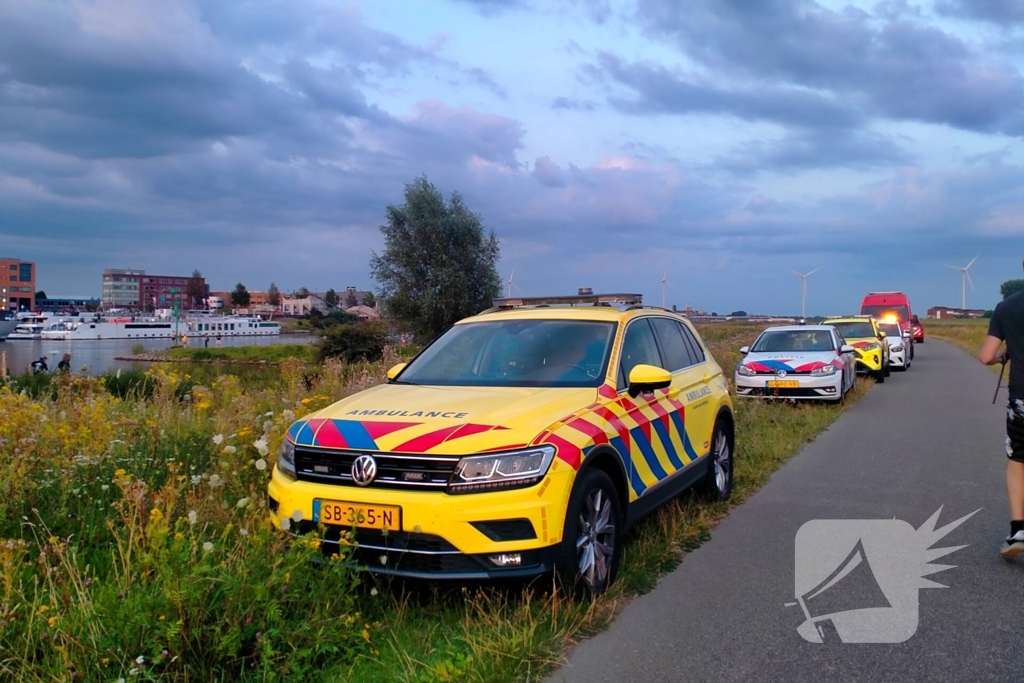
548, 340, 1024, 682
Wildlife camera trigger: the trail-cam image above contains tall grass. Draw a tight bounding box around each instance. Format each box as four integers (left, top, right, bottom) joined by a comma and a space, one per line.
0, 323, 864, 682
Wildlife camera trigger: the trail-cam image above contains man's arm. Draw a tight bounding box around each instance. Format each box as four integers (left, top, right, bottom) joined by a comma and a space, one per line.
979, 335, 1007, 365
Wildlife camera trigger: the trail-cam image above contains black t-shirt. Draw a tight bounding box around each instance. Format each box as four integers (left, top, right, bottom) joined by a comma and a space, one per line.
989, 290, 1024, 399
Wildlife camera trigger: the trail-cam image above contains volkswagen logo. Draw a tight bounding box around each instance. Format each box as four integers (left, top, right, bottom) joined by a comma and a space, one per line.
351, 454, 378, 486
777, 369, 788, 378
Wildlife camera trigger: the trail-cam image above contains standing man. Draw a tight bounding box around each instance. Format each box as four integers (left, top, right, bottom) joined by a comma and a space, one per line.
980, 260, 1024, 557
57, 353, 72, 373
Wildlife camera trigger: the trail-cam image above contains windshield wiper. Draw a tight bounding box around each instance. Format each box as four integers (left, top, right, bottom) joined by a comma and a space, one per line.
388, 379, 419, 385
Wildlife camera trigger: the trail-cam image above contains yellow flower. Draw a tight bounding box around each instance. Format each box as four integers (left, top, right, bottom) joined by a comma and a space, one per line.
101, 658, 110, 665
48, 616, 58, 628
361, 628, 370, 643
159, 615, 166, 621
37, 605, 50, 614
300, 398, 311, 405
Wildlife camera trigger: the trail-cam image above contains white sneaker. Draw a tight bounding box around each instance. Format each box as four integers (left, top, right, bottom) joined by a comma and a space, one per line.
1001, 530, 1024, 558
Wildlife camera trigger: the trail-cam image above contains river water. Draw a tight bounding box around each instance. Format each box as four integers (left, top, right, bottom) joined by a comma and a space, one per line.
1, 334, 319, 376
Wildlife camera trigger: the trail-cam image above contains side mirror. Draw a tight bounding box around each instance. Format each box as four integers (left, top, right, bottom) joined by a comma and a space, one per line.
903, 330, 912, 339
627, 364, 672, 398
878, 331, 886, 339
386, 362, 408, 381
840, 345, 856, 354
739, 346, 750, 355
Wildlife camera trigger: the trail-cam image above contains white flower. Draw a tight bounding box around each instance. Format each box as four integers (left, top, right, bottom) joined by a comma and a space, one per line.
262, 420, 273, 434
208, 474, 223, 488
101, 484, 110, 491
212, 434, 224, 445
222, 445, 237, 455
291, 509, 303, 523
283, 409, 295, 421
190, 475, 202, 485
379, 554, 388, 565
255, 459, 267, 471
187, 510, 197, 526
240, 527, 249, 536
370, 587, 378, 596
202, 541, 213, 552
264, 411, 274, 417
254, 437, 269, 457
236, 497, 250, 508
136, 655, 145, 664
280, 517, 291, 531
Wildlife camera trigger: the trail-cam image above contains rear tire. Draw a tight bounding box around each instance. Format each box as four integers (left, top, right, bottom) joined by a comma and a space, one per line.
698, 418, 733, 501
555, 468, 623, 597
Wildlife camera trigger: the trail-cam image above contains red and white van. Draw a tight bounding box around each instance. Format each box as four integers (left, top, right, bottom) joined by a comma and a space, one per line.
860, 291, 922, 345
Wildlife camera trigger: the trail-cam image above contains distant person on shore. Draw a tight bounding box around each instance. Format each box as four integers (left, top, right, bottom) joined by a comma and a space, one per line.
57, 353, 72, 373
216, 334, 222, 347
980, 257, 1024, 557
30, 356, 48, 374
204, 336, 210, 348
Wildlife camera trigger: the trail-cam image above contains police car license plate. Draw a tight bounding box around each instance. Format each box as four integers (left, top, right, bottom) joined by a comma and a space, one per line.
313, 500, 401, 531
766, 380, 799, 389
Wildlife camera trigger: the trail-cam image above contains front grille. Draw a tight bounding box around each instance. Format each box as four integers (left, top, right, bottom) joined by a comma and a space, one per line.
471, 519, 537, 541
740, 388, 833, 398
294, 447, 460, 490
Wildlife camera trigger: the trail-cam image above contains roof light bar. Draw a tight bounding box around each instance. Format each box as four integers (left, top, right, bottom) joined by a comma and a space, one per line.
492, 293, 643, 308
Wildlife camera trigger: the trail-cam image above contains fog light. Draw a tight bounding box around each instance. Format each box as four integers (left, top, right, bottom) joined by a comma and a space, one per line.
825, 386, 835, 393
489, 553, 522, 567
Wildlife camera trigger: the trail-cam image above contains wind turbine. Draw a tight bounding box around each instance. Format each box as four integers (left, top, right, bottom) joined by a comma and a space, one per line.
946, 255, 979, 311
655, 269, 678, 308
505, 269, 522, 298
790, 268, 820, 319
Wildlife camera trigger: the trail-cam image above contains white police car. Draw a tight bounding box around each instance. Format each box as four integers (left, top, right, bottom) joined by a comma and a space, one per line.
735, 325, 858, 402
877, 320, 911, 370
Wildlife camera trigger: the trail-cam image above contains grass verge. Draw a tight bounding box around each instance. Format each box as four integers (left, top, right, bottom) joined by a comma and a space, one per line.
926, 318, 1005, 375
165, 344, 318, 364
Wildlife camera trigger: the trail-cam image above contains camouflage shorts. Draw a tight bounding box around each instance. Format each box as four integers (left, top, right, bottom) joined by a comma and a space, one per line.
1008, 398, 1024, 462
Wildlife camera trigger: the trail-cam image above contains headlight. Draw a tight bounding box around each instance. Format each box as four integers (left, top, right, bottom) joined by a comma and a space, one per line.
276, 438, 297, 480
860, 342, 879, 352
737, 364, 756, 376
448, 446, 556, 493
811, 365, 837, 376
892, 345, 903, 352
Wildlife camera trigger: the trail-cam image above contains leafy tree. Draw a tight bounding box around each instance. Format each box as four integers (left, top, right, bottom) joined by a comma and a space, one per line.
267, 282, 281, 307
230, 283, 251, 307
34, 290, 47, 301
186, 270, 206, 307
324, 289, 339, 309
85, 301, 98, 312
295, 287, 311, 298
1001, 279, 1024, 300
345, 289, 359, 308
983, 310, 994, 318
729, 310, 748, 317
370, 176, 501, 341
363, 291, 376, 308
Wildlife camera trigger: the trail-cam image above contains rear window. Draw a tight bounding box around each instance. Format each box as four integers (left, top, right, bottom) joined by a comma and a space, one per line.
831, 321, 876, 338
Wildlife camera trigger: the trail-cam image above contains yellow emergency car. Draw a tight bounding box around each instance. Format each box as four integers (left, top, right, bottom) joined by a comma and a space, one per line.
269, 293, 734, 594
823, 316, 891, 382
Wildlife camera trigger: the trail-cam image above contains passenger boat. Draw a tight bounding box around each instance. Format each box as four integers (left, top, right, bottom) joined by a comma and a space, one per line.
52, 313, 281, 340
6, 314, 55, 340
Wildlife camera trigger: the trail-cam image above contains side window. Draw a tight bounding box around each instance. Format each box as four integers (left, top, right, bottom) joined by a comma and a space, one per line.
618, 319, 662, 387
650, 317, 692, 371
679, 323, 706, 364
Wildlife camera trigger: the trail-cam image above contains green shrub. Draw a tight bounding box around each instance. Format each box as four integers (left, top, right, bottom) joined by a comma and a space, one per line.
131, 343, 146, 355
101, 369, 156, 400
317, 321, 389, 363
2, 370, 54, 400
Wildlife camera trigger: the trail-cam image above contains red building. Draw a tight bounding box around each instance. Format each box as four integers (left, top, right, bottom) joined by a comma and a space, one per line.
102, 269, 206, 310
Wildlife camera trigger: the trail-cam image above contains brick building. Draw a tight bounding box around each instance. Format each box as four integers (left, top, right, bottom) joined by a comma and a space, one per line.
0, 257, 36, 312
102, 269, 206, 311
926, 306, 987, 319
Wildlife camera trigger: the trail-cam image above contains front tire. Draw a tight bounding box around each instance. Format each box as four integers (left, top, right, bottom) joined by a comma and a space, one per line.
873, 368, 886, 383
699, 418, 734, 501
555, 468, 622, 596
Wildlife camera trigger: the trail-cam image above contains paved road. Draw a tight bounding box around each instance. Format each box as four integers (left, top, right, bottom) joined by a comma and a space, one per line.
548, 340, 1024, 682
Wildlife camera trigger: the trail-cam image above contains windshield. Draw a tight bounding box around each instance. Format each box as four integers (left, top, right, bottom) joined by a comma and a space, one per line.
861, 304, 908, 321
831, 322, 876, 339
879, 323, 901, 338
751, 330, 834, 353
397, 319, 616, 387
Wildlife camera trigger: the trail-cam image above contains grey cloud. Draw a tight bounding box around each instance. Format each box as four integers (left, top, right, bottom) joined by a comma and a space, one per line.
552, 97, 596, 111
533, 156, 569, 187
595, 53, 861, 129
635, 0, 1024, 135
450, 0, 524, 15
718, 129, 911, 173
935, 0, 1024, 23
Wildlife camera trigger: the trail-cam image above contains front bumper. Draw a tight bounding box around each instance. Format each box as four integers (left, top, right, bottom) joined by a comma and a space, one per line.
854, 350, 883, 372
889, 348, 907, 367
267, 465, 573, 579
734, 373, 842, 400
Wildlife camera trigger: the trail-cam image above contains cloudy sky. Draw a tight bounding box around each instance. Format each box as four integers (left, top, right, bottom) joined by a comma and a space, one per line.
3, 0, 1024, 315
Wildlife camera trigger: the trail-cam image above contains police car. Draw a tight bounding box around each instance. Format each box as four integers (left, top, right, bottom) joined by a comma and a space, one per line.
735, 325, 858, 402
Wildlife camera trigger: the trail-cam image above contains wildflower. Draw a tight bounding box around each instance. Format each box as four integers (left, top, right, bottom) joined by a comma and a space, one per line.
48, 616, 58, 627
159, 615, 166, 621
136, 655, 145, 665
208, 474, 223, 488
161, 649, 169, 659
280, 517, 291, 531
262, 420, 273, 434
222, 445, 237, 455
240, 528, 249, 536
379, 554, 388, 565
188, 510, 198, 526
101, 484, 110, 491
190, 475, 201, 485
283, 409, 295, 421
370, 587, 378, 596
254, 437, 269, 456
255, 458, 267, 471
129, 668, 139, 676
84, 578, 93, 587
300, 398, 311, 405
291, 509, 303, 523
236, 497, 250, 509
202, 542, 214, 552
256, 631, 263, 640
212, 434, 224, 445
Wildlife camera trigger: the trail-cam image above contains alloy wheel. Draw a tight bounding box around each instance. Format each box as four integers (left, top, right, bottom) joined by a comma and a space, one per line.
713, 429, 731, 494
577, 488, 615, 590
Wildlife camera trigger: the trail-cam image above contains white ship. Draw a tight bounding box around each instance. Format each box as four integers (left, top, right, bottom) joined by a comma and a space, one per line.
0, 318, 18, 340
40, 312, 281, 340
6, 314, 56, 340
